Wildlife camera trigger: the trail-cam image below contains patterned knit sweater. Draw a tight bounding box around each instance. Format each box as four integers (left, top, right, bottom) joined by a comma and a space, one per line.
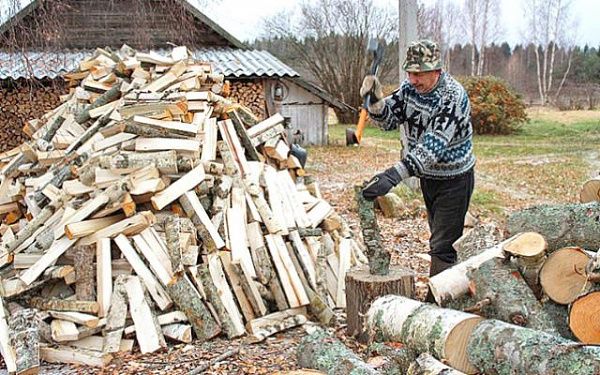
370, 72, 475, 180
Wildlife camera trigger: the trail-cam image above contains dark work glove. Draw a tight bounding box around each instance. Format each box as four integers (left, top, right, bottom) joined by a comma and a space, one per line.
362, 166, 402, 201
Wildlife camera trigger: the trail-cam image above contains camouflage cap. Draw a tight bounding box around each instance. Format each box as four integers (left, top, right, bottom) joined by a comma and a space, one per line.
402, 40, 443, 72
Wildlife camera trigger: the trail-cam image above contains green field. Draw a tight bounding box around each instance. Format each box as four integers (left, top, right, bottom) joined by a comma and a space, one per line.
315, 109, 600, 221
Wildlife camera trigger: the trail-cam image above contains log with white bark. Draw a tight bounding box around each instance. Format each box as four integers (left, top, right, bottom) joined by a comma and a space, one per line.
9, 308, 40, 375
365, 295, 482, 374
428, 238, 509, 306
408, 353, 466, 375
165, 274, 221, 342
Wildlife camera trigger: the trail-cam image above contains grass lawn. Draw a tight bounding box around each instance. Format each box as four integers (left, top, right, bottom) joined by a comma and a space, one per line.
308, 108, 600, 223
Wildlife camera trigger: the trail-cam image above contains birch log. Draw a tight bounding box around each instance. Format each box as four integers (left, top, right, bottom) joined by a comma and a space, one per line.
465, 258, 557, 333
408, 353, 466, 375
429, 239, 508, 306
297, 328, 380, 375
467, 319, 600, 375
366, 295, 482, 374
507, 202, 600, 251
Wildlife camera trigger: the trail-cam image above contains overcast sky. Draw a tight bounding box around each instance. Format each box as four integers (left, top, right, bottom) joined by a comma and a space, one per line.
206, 0, 600, 47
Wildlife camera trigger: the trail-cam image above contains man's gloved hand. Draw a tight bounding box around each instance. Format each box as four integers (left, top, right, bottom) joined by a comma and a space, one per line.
362, 166, 403, 201
360, 75, 385, 114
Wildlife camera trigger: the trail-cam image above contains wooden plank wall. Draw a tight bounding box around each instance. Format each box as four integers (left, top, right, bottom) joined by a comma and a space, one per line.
265, 79, 328, 146
1, 0, 232, 49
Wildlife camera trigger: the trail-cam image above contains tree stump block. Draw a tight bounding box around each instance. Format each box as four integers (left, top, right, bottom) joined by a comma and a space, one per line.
345, 265, 414, 342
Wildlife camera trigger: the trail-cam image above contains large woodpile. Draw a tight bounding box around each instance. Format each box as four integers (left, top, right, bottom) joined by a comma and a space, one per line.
0, 80, 68, 152
0, 45, 367, 373
229, 81, 266, 120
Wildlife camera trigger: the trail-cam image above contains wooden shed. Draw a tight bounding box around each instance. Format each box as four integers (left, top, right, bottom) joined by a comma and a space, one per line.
0, 0, 352, 150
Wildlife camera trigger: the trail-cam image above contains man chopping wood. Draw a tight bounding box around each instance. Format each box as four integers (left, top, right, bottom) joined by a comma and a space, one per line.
360, 39, 475, 288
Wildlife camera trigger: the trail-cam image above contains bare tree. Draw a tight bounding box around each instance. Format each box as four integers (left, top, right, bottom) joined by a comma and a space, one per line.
262, 0, 398, 122
417, 0, 462, 71
523, 0, 577, 105
463, 0, 502, 76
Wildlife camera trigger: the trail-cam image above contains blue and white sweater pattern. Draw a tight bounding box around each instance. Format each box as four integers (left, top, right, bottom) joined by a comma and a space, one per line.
370, 72, 475, 180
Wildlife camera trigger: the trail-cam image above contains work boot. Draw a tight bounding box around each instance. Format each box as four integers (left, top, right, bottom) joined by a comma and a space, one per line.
425, 256, 456, 304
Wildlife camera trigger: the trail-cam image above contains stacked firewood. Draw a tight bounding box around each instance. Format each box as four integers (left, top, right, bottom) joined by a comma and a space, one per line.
0, 80, 67, 152
229, 81, 266, 119
0, 45, 366, 373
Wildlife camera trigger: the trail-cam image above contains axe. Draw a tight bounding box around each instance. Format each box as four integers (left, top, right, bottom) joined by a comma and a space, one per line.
346, 38, 384, 146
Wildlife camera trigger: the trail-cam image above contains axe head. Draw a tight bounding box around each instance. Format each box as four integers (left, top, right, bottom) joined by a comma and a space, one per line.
367, 38, 379, 53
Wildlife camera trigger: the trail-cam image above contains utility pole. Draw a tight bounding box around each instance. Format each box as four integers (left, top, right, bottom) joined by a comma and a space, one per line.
399, 0, 418, 82
398, 0, 419, 189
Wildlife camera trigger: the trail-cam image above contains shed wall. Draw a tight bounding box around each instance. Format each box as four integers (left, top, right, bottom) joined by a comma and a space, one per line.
265, 79, 328, 146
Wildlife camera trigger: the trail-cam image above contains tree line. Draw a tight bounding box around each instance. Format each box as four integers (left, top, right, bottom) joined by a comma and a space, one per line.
252, 0, 599, 118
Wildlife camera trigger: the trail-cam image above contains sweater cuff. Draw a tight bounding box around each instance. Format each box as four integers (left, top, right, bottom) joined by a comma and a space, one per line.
393, 161, 412, 180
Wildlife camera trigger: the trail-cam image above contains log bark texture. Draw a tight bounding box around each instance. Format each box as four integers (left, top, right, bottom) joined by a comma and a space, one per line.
74, 244, 96, 301
166, 274, 221, 342
9, 308, 40, 375
507, 202, 600, 251
297, 328, 380, 375
408, 353, 466, 375
345, 265, 414, 342
465, 258, 557, 333
366, 295, 482, 374
467, 319, 600, 375
355, 186, 389, 275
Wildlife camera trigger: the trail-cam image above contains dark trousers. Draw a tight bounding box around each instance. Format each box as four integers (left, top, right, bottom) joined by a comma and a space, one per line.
420, 169, 474, 264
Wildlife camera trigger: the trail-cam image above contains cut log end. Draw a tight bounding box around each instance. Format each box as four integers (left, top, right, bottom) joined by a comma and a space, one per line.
569, 291, 600, 344
445, 317, 484, 374
540, 246, 590, 304
580, 178, 600, 203
502, 231, 547, 258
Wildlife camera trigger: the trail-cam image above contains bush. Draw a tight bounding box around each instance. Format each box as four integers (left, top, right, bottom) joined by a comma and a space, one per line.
460, 76, 528, 135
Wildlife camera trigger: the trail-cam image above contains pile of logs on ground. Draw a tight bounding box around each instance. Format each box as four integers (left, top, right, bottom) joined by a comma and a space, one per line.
229, 81, 266, 120
299, 206, 600, 374
0, 79, 68, 152
0, 45, 367, 374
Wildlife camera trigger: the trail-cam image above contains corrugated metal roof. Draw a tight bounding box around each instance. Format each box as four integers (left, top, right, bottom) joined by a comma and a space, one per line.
0, 48, 299, 80
193, 48, 299, 78
0, 50, 91, 80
